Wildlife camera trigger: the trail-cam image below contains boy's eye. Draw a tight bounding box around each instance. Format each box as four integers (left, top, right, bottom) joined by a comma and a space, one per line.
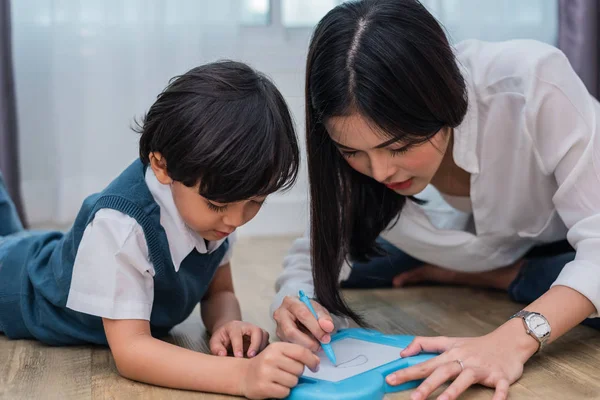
206, 201, 228, 213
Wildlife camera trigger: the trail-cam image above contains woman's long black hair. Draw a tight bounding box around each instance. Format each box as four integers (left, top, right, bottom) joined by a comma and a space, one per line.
306, 0, 468, 324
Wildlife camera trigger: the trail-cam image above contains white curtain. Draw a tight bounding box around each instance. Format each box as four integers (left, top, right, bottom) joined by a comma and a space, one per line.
12, 0, 558, 235
12, 0, 242, 226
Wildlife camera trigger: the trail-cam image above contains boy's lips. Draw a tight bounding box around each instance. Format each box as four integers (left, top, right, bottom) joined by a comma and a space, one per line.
214, 230, 234, 238
385, 178, 413, 190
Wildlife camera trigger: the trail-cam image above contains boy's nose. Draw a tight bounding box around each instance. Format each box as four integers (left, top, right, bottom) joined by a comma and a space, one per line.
223, 211, 245, 228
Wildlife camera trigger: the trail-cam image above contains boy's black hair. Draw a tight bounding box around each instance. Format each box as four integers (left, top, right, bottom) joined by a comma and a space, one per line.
136, 60, 300, 202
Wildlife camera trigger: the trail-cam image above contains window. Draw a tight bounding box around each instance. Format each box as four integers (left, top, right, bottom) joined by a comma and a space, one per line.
241, 0, 558, 45
281, 0, 342, 27
241, 0, 270, 25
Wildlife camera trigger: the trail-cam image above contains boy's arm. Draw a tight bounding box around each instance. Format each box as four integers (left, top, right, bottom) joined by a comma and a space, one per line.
103, 318, 248, 395
201, 263, 241, 332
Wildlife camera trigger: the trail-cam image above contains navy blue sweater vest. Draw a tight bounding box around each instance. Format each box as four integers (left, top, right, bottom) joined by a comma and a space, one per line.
0, 160, 228, 345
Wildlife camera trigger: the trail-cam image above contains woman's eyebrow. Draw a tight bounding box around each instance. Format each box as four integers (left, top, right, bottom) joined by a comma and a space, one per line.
331, 136, 400, 150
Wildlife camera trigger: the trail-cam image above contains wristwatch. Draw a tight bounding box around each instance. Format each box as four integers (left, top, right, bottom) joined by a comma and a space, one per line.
510, 310, 551, 353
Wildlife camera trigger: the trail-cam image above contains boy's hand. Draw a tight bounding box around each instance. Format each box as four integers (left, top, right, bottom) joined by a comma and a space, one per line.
209, 320, 270, 358
241, 342, 320, 399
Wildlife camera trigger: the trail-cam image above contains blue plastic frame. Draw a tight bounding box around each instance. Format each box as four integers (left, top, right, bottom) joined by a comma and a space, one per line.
286, 328, 436, 400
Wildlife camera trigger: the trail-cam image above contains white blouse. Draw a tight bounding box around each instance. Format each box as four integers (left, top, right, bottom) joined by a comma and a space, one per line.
271, 39, 600, 321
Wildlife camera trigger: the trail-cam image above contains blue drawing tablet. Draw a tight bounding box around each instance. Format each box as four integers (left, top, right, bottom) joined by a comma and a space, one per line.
286, 328, 436, 400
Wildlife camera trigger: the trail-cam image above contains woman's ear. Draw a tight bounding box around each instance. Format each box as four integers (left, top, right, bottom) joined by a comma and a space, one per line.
149, 152, 172, 185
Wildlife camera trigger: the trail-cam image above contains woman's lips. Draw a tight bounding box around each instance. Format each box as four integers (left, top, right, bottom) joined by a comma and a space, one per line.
385, 178, 413, 190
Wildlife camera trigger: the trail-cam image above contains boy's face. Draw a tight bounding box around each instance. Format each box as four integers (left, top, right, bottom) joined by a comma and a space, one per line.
171, 181, 265, 241
149, 153, 265, 241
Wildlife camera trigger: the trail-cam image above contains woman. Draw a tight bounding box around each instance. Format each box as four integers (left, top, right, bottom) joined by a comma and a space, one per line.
271, 0, 600, 399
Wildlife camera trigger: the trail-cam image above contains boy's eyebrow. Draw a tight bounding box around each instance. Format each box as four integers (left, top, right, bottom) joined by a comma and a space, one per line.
331, 137, 401, 151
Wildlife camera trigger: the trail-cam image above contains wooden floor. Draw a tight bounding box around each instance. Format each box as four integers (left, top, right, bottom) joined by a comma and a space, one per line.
1, 236, 600, 399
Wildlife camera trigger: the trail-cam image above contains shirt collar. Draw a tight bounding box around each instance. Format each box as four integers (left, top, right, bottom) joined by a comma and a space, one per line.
145, 167, 228, 271
452, 64, 480, 175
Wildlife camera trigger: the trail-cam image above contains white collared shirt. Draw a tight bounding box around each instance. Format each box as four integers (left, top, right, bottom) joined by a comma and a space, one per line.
272, 39, 600, 321
66, 167, 235, 320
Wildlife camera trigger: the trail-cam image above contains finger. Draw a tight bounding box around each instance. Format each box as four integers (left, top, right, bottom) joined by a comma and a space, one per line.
273, 370, 300, 389
277, 313, 321, 352
281, 343, 321, 372
491, 379, 510, 400
245, 325, 264, 358
407, 360, 463, 400
264, 383, 291, 400
277, 356, 307, 377
318, 317, 335, 334
227, 326, 244, 358
437, 369, 477, 400
209, 335, 228, 357
400, 336, 454, 357
211, 329, 231, 357
267, 383, 291, 399
291, 301, 330, 341
386, 353, 450, 386
311, 302, 335, 333
259, 330, 270, 353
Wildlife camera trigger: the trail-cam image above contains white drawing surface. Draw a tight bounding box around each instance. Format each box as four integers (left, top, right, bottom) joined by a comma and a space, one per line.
302, 338, 403, 382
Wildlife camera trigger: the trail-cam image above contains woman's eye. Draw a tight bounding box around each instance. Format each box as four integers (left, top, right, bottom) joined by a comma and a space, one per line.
389, 146, 411, 156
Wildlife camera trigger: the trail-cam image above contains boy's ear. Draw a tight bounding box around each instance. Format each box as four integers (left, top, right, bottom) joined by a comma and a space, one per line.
149, 152, 173, 185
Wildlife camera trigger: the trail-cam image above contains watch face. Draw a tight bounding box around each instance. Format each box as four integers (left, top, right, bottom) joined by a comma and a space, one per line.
526, 314, 550, 336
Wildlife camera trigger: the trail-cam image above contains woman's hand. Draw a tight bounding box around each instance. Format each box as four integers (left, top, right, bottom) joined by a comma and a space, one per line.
386, 319, 539, 400
273, 295, 335, 352
209, 320, 270, 358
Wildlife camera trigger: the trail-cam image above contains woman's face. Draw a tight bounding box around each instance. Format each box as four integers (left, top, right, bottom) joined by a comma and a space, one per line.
325, 113, 450, 196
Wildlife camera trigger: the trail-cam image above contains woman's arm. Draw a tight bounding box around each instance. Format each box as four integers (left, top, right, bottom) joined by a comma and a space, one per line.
527, 50, 600, 319
385, 286, 594, 400
387, 47, 600, 400
517, 285, 594, 348
271, 232, 320, 316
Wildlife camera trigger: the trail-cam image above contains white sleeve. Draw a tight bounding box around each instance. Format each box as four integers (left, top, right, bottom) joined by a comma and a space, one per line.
66, 209, 155, 320
526, 49, 600, 317
219, 230, 237, 266
270, 230, 351, 329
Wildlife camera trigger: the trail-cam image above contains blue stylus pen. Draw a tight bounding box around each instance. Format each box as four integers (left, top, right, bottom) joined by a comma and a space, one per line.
298, 290, 337, 366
